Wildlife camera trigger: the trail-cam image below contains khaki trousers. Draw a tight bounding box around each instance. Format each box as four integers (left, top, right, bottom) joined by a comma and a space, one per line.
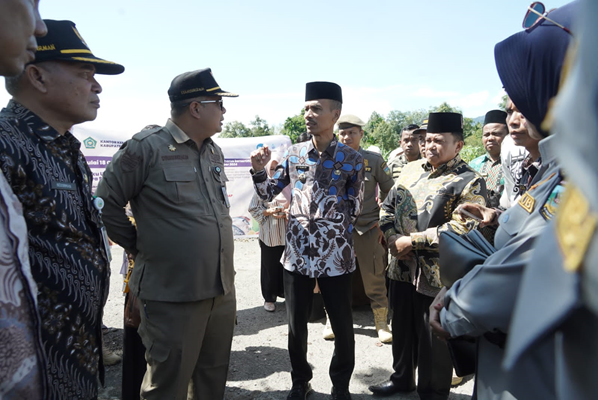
137, 289, 236, 400
353, 226, 388, 310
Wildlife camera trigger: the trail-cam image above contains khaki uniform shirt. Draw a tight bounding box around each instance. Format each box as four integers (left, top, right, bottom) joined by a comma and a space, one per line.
355, 148, 394, 234
97, 119, 234, 302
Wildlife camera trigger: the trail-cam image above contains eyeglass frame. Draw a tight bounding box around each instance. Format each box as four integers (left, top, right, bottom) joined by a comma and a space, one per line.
523, 2, 572, 35
197, 99, 225, 110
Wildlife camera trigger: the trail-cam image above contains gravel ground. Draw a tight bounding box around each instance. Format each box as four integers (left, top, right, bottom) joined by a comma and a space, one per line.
99, 238, 474, 400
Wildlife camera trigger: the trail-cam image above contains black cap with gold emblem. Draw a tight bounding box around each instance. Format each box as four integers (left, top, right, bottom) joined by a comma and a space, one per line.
31, 20, 124, 75
168, 68, 239, 102
426, 112, 463, 133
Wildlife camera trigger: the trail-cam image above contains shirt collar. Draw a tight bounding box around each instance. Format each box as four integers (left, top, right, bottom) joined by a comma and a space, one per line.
423, 154, 463, 173
307, 135, 339, 157
165, 119, 192, 144
5, 100, 65, 143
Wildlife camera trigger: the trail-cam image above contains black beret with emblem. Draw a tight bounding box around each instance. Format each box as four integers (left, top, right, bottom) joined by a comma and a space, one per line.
32, 20, 124, 75
426, 112, 463, 133
305, 81, 342, 103
483, 109, 508, 126
168, 68, 238, 102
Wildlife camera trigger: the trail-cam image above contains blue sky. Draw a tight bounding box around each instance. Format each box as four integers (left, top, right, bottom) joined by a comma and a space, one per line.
0, 0, 570, 138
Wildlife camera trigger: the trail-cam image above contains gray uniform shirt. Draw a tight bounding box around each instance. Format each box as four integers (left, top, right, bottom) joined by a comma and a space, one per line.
441, 136, 561, 400
355, 148, 394, 235
97, 119, 235, 302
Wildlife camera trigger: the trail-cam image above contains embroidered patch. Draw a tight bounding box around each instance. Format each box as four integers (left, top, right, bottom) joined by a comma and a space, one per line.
556, 185, 597, 272
121, 150, 143, 172
540, 183, 565, 220
518, 192, 535, 213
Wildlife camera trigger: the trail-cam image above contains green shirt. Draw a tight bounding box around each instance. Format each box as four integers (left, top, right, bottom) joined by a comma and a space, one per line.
97, 119, 235, 302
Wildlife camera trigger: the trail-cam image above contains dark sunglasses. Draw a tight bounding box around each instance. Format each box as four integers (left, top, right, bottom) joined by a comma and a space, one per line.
523, 2, 572, 35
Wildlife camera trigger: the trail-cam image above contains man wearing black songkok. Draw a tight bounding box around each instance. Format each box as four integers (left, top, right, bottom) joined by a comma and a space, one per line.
250, 82, 365, 400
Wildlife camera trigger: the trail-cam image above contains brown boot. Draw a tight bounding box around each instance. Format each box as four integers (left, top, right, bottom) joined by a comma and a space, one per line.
322, 309, 335, 340
373, 307, 392, 344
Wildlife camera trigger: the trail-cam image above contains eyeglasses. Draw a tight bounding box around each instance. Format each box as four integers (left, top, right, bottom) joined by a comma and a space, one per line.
523, 2, 572, 35
198, 99, 224, 110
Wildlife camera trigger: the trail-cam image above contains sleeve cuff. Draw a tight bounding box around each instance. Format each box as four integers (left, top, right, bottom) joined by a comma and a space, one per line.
251, 169, 268, 182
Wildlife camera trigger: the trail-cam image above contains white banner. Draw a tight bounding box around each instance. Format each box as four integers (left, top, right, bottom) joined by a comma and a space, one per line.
72, 126, 291, 237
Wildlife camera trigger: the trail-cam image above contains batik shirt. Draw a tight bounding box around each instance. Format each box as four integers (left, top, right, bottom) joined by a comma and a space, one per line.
470, 153, 504, 208
0, 171, 44, 398
380, 155, 487, 296
0, 100, 109, 400
252, 137, 364, 278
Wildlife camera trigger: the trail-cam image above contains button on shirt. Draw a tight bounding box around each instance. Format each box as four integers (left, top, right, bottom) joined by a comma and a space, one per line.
0, 100, 109, 399
252, 138, 365, 278
97, 119, 234, 302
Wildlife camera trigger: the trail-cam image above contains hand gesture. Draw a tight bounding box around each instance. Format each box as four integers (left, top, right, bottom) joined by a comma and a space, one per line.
456, 203, 498, 228
250, 145, 271, 172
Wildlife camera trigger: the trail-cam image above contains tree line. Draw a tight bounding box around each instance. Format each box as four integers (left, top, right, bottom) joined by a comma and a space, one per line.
220, 100, 507, 163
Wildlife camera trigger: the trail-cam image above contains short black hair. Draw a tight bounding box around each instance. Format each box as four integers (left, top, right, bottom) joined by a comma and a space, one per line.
451, 132, 464, 142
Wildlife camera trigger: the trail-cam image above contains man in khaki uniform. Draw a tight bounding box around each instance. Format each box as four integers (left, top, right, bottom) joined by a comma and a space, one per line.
388, 122, 427, 180
97, 68, 237, 400
337, 114, 395, 343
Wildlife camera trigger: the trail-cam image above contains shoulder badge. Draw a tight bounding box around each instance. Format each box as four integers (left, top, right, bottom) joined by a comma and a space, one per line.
556, 185, 597, 273
518, 192, 535, 214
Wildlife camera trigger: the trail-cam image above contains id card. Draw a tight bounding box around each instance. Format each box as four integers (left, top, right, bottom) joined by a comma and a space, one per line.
101, 226, 112, 262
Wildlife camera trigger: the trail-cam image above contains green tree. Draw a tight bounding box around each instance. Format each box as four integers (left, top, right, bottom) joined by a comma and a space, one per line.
498, 94, 508, 110
281, 109, 306, 143
220, 121, 250, 138
249, 115, 271, 137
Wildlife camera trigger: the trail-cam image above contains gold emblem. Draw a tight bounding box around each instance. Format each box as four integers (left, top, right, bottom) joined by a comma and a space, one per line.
168, 145, 176, 152
556, 185, 597, 272
518, 192, 535, 213
364, 159, 369, 167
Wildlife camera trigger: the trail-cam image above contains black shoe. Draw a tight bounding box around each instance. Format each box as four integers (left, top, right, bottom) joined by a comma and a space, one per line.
331, 386, 352, 400
287, 382, 313, 400
368, 380, 415, 396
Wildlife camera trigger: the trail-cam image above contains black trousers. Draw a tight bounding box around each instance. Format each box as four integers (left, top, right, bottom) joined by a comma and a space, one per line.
389, 281, 452, 400
259, 240, 285, 302
122, 294, 147, 400
283, 269, 355, 390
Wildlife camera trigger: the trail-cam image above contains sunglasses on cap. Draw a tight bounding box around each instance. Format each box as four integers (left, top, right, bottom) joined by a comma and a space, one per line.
523, 2, 572, 35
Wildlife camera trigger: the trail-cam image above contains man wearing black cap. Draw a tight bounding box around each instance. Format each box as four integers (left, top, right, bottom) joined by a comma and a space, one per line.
250, 82, 364, 400
337, 114, 394, 344
97, 68, 237, 400
373, 112, 487, 399
470, 110, 508, 208
0, 20, 123, 399
0, 2, 46, 398
388, 122, 427, 180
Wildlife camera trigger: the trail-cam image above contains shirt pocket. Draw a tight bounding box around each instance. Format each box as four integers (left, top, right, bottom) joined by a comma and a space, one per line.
163, 165, 200, 204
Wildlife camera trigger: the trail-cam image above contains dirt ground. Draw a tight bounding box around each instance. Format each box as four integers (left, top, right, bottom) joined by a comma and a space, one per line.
99, 238, 474, 400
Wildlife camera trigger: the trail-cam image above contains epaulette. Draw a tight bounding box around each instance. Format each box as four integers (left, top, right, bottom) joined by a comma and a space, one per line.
132, 126, 162, 142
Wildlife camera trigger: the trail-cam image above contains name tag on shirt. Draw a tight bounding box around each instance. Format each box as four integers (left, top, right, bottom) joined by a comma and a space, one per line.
51, 181, 76, 191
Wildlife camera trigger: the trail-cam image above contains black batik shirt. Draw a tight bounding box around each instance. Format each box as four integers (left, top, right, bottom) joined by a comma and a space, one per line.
0, 100, 109, 400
